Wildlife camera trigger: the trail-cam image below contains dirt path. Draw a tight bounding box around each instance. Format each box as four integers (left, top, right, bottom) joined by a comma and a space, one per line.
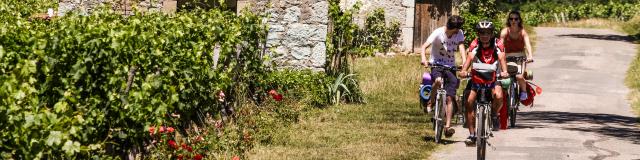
431, 27, 640, 160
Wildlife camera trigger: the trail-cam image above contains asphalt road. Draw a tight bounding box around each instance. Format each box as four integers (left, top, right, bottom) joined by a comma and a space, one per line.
431, 27, 640, 160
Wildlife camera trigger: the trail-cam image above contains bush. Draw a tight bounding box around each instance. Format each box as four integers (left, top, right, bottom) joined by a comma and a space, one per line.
512, 1, 640, 26
623, 15, 640, 36
353, 8, 401, 56
0, 5, 269, 158
459, 0, 503, 44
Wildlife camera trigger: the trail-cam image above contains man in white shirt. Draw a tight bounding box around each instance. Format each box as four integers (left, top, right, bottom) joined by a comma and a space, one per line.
420, 15, 466, 138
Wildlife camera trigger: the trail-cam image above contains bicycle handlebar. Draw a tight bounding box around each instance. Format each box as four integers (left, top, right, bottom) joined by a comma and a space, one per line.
506, 56, 534, 63
428, 64, 462, 71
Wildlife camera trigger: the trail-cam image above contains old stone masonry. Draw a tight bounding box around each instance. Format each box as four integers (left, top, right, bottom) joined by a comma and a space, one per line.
258, 0, 329, 71
59, 0, 419, 71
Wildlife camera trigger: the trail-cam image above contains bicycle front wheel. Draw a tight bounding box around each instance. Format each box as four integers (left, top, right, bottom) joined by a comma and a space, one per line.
509, 82, 518, 128
477, 105, 487, 160
434, 95, 445, 143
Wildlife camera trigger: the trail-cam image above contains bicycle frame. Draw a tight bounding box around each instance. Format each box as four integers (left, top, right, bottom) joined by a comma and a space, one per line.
475, 86, 493, 160
428, 64, 458, 143
505, 56, 527, 128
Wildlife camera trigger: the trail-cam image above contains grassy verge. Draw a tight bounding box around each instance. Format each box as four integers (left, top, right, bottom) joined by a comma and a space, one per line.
627, 50, 640, 121
538, 18, 625, 30
247, 56, 438, 159
624, 42, 640, 121
622, 16, 640, 121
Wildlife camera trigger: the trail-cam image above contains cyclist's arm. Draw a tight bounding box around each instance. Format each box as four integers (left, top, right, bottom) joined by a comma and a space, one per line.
458, 43, 467, 65
461, 50, 475, 77
498, 51, 508, 77
499, 28, 508, 44
421, 34, 437, 66
522, 29, 534, 61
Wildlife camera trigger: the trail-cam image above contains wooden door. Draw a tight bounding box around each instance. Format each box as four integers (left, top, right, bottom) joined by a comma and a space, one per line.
413, 0, 452, 52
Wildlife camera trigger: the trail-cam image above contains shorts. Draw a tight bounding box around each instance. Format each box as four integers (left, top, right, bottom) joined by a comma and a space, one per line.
430, 67, 459, 97
469, 82, 496, 90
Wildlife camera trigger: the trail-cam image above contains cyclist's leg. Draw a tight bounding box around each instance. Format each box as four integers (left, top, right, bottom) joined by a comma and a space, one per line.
426, 68, 444, 112
516, 74, 527, 99
516, 60, 528, 99
492, 84, 504, 130
444, 69, 458, 129
466, 88, 478, 135
492, 84, 504, 116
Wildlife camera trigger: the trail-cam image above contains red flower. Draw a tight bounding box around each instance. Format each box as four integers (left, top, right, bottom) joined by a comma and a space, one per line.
148, 126, 155, 135
168, 140, 179, 149
268, 89, 277, 96
232, 155, 240, 160
193, 154, 203, 160
273, 94, 283, 101
167, 127, 175, 133
177, 154, 184, 160
159, 126, 166, 133
181, 143, 193, 152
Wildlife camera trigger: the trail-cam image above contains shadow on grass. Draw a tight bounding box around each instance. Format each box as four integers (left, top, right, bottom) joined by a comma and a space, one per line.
513, 111, 640, 144
423, 136, 463, 145
557, 34, 639, 43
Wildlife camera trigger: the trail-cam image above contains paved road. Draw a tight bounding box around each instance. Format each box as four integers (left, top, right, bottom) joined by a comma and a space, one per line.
431, 27, 640, 160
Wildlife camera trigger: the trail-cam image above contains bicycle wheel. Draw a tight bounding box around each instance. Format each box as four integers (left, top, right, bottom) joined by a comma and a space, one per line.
477, 105, 487, 160
509, 82, 518, 128
434, 94, 444, 143
458, 95, 466, 127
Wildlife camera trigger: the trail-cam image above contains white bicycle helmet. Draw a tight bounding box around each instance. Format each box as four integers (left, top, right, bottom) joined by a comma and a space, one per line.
475, 20, 494, 32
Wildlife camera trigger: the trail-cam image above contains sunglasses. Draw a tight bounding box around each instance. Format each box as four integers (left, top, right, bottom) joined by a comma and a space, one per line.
478, 31, 492, 35
509, 18, 520, 21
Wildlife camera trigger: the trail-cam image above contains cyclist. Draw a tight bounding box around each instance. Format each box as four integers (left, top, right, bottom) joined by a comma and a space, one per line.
459, 20, 508, 145
420, 15, 467, 138
500, 10, 534, 100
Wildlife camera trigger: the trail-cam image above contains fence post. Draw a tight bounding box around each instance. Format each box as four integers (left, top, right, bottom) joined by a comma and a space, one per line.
561, 12, 566, 24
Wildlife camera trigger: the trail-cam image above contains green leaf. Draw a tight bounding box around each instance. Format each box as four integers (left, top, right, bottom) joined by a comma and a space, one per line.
54, 101, 68, 113
62, 140, 80, 155
46, 131, 62, 146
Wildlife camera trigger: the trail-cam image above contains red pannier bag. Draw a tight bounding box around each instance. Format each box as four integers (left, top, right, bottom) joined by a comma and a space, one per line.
521, 82, 538, 106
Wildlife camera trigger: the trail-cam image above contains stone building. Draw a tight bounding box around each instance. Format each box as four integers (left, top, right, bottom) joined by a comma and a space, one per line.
58, 0, 455, 71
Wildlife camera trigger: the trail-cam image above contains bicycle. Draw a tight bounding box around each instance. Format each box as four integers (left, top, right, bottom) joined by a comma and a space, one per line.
504, 56, 532, 128
424, 64, 459, 144
474, 83, 495, 160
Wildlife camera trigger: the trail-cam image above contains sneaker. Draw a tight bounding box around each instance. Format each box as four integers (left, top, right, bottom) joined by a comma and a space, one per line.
445, 127, 455, 137
464, 136, 476, 146
519, 91, 528, 100
423, 102, 433, 113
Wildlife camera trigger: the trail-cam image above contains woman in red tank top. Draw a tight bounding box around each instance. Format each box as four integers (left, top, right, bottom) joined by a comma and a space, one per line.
499, 10, 534, 101
500, 11, 533, 60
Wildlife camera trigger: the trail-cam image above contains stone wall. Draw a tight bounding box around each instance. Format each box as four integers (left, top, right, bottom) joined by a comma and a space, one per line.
239, 0, 329, 71
340, 0, 415, 53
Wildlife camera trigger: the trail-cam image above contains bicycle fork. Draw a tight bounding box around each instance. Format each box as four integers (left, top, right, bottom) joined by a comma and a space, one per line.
434, 89, 447, 122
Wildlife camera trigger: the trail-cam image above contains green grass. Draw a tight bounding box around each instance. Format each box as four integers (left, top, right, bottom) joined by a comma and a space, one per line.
538, 18, 625, 31
621, 16, 640, 122
625, 45, 640, 122
247, 56, 438, 159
